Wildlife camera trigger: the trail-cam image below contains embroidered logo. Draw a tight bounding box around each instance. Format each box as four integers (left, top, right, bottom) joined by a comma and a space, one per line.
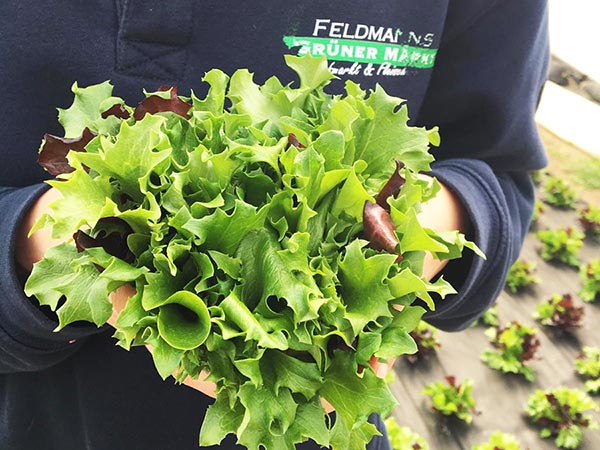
284, 18, 437, 78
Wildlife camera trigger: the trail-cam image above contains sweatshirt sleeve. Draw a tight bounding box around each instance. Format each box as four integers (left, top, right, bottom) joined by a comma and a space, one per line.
0, 185, 105, 374
416, 0, 550, 331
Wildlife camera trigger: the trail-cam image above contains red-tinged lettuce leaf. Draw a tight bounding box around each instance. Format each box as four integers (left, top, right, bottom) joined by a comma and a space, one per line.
73, 218, 133, 262
38, 128, 97, 175
362, 201, 400, 256
375, 160, 405, 210
101, 103, 131, 119
535, 293, 585, 330
287, 132, 306, 149
133, 85, 192, 121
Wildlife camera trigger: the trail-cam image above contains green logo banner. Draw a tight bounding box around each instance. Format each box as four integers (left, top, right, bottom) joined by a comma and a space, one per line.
283, 36, 437, 69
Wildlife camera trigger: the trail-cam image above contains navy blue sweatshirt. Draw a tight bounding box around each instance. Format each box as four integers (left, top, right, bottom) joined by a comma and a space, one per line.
0, 1, 549, 449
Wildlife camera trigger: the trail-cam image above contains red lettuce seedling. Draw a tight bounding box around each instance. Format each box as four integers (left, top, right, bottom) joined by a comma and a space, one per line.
578, 206, 600, 239
481, 321, 540, 381
534, 293, 584, 331
526, 387, 599, 449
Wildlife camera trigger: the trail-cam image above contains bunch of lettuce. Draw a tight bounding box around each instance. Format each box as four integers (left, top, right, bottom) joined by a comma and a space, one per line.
25, 55, 480, 450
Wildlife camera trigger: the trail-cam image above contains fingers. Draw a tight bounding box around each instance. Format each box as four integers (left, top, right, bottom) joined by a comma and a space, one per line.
369, 355, 396, 379
107, 283, 136, 327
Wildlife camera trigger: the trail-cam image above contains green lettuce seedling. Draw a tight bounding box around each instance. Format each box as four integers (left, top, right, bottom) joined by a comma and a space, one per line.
579, 259, 600, 303
481, 321, 540, 381
471, 431, 522, 450
544, 175, 578, 209
422, 376, 477, 423
384, 417, 429, 450
526, 387, 599, 449
575, 347, 600, 395
530, 169, 548, 186
505, 259, 540, 293
471, 304, 499, 328
531, 199, 545, 224
537, 227, 584, 267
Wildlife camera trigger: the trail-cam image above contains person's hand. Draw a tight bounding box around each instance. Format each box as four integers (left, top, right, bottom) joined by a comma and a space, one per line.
15, 187, 63, 273
418, 174, 471, 280
368, 175, 471, 379
18, 176, 469, 408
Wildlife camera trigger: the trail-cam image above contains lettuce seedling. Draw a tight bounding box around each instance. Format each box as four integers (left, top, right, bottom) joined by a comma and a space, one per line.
24, 55, 483, 450
384, 417, 429, 450
471, 304, 499, 328
534, 293, 584, 330
530, 169, 548, 186
406, 321, 441, 363
422, 376, 477, 423
578, 206, 600, 239
537, 227, 584, 267
544, 175, 578, 209
505, 259, 540, 293
481, 321, 540, 381
575, 347, 600, 395
471, 431, 522, 450
531, 199, 545, 224
579, 259, 600, 303
526, 387, 599, 449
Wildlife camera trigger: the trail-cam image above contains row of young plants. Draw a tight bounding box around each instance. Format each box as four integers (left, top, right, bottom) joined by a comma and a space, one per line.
395, 316, 600, 449
387, 371, 599, 450
384, 174, 600, 449
401, 314, 600, 448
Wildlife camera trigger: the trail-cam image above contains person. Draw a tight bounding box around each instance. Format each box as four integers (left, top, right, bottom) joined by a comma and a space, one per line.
0, 1, 549, 449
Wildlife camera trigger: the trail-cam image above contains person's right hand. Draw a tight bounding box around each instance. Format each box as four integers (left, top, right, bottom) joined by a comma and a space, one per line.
15, 187, 63, 273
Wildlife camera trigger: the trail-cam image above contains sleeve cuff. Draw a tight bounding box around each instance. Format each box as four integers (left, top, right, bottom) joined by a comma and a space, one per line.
0, 184, 105, 356
423, 159, 513, 331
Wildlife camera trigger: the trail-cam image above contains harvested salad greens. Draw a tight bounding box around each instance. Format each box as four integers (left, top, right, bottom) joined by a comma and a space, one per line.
25, 55, 481, 450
